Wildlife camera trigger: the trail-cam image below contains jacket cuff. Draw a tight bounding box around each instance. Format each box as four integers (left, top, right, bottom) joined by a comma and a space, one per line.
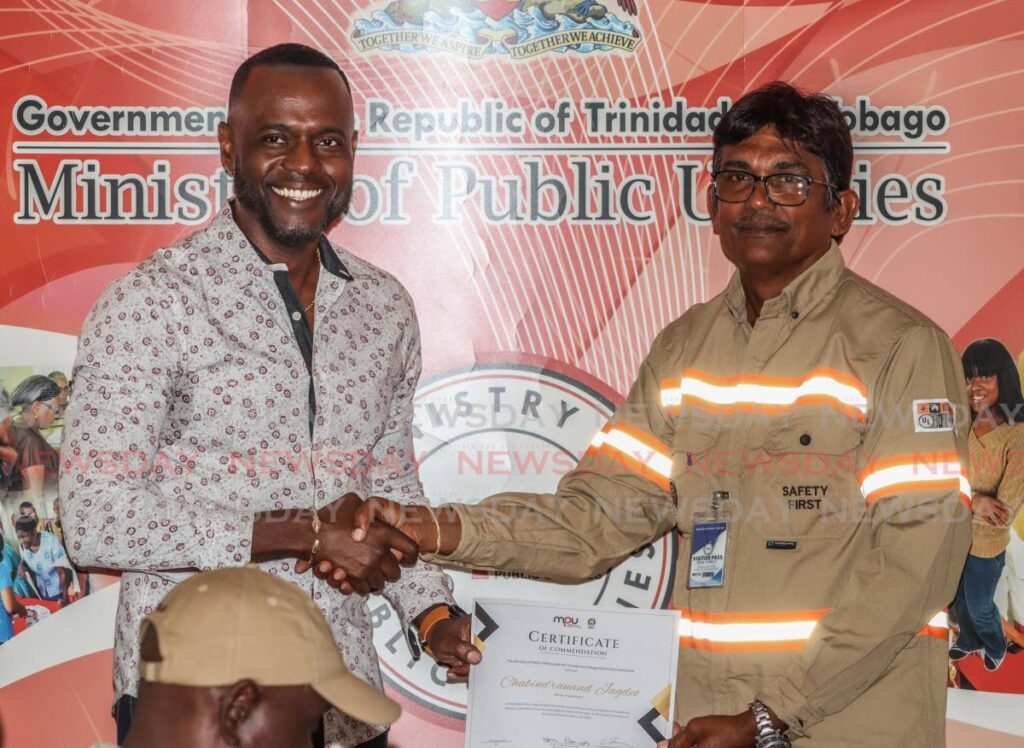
423, 503, 485, 567
754, 680, 823, 739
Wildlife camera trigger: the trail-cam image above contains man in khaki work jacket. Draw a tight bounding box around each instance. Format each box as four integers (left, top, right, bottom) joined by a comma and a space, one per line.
346, 83, 973, 747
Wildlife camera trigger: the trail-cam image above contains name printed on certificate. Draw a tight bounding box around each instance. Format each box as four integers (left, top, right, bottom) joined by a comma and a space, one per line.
465, 598, 680, 747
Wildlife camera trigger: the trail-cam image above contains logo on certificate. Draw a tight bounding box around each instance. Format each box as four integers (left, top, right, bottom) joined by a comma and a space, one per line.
372, 360, 676, 718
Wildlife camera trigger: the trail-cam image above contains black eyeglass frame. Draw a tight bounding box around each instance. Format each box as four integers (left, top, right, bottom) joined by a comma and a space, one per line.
711, 169, 839, 207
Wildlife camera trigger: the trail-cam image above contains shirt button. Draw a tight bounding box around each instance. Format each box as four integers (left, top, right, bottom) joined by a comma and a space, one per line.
799, 433, 812, 446
291, 311, 302, 321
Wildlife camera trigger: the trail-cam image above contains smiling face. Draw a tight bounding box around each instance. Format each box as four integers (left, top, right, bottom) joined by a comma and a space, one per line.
709, 126, 856, 280
967, 373, 1001, 420
218, 64, 358, 254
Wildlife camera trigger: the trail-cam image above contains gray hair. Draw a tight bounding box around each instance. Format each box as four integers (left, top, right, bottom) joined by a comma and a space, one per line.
0, 386, 10, 420
11, 375, 61, 408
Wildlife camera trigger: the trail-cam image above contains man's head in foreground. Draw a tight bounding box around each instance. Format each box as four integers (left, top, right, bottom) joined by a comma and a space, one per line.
123, 566, 399, 748
709, 81, 859, 282
218, 43, 357, 255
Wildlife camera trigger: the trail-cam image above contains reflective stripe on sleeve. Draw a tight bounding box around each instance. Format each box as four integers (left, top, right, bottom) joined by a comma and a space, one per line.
660, 367, 868, 421
585, 423, 672, 490
858, 451, 971, 508
676, 608, 949, 651
677, 608, 826, 652
918, 611, 949, 640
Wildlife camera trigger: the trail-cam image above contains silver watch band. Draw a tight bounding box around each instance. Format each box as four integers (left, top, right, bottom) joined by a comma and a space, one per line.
748, 699, 790, 748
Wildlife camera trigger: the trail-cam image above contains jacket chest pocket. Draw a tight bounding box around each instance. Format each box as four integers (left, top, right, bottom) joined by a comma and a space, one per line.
750, 416, 864, 540
671, 417, 722, 534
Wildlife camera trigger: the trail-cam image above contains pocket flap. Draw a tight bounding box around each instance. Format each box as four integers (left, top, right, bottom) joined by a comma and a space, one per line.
673, 416, 722, 457
765, 416, 862, 456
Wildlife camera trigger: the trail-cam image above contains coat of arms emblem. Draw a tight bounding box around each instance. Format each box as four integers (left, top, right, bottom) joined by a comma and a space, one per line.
352, 0, 641, 59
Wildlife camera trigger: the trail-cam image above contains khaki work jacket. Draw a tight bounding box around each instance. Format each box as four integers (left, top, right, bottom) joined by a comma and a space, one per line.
441, 245, 971, 746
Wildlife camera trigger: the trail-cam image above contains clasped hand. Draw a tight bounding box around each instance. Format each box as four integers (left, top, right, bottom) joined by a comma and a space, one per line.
658, 713, 760, 747
292, 493, 418, 595
294, 495, 432, 594
295, 494, 482, 677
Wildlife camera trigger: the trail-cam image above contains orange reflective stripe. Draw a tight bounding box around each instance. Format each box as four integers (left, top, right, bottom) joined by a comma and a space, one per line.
674, 607, 826, 652
671, 367, 867, 393
857, 450, 962, 481
674, 608, 948, 651
858, 451, 970, 508
675, 607, 830, 624
585, 423, 672, 490
660, 367, 868, 421
917, 611, 949, 640
614, 422, 672, 457
678, 636, 809, 653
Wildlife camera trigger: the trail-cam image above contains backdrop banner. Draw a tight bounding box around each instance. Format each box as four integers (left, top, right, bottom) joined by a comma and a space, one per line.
1, 1, 1022, 746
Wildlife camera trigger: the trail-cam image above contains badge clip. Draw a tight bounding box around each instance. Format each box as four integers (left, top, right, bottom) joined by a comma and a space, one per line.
688, 490, 730, 589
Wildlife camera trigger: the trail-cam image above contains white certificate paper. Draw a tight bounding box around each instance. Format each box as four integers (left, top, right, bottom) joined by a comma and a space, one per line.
465, 598, 679, 747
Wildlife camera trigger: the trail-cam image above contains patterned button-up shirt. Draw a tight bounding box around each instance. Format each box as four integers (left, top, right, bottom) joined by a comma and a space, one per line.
60, 206, 454, 746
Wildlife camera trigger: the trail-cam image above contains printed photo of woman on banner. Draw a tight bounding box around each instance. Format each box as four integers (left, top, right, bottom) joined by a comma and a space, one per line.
950, 338, 1024, 692
0, 373, 90, 643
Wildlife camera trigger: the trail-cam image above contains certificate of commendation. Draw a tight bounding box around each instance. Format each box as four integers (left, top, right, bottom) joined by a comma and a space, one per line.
465, 598, 680, 747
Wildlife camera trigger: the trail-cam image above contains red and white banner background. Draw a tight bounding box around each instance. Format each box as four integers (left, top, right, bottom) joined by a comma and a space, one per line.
1, 1, 1022, 745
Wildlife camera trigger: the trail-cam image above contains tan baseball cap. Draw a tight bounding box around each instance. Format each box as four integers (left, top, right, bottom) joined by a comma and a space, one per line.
138, 566, 400, 726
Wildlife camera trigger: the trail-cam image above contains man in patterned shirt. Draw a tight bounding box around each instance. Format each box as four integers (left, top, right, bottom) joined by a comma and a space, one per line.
61, 43, 478, 747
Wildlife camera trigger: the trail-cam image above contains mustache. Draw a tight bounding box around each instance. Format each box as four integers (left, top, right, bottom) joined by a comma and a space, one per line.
732, 213, 789, 232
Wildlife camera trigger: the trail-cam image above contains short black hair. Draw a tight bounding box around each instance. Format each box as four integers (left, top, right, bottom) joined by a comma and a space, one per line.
713, 82, 852, 208
15, 516, 36, 534
963, 338, 1024, 424
19, 501, 35, 512
228, 43, 351, 109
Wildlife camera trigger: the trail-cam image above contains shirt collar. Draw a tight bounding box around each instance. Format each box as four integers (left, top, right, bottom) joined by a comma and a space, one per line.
724, 240, 845, 322
220, 202, 353, 281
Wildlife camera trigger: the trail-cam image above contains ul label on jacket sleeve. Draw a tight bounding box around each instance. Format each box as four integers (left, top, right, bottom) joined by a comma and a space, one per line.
688, 520, 728, 589
913, 399, 955, 433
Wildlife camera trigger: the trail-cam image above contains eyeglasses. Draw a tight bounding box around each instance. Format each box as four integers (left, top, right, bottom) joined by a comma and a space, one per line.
38, 401, 59, 414
711, 170, 838, 207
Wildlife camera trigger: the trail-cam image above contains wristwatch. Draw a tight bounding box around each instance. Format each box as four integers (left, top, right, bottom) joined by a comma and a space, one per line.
407, 603, 468, 661
748, 699, 791, 748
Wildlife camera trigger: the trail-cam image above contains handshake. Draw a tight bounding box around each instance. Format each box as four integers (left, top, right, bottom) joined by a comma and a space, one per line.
253, 492, 458, 595
254, 492, 479, 677
286, 492, 445, 595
